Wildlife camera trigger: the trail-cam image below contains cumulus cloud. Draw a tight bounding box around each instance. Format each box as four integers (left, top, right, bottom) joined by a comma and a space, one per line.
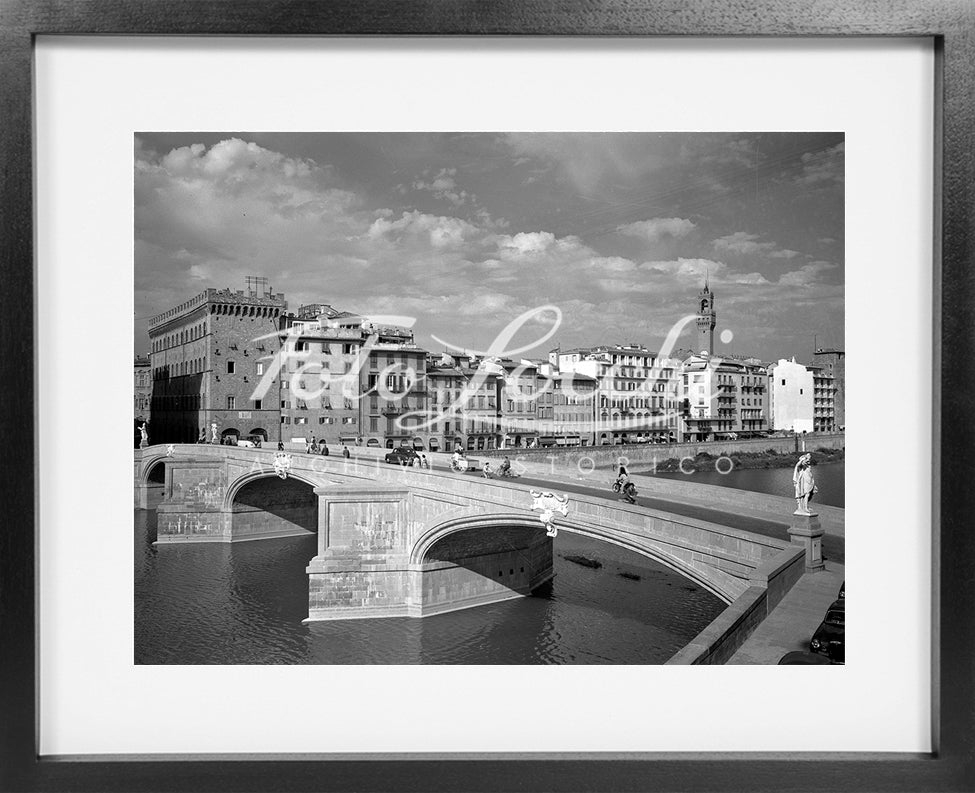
367, 210, 479, 249
494, 231, 589, 263
616, 217, 696, 242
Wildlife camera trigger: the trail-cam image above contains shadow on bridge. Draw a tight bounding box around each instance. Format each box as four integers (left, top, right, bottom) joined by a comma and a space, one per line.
231, 476, 318, 541
416, 524, 553, 617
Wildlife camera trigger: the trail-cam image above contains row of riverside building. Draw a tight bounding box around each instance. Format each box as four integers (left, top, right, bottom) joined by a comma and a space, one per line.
138, 279, 844, 450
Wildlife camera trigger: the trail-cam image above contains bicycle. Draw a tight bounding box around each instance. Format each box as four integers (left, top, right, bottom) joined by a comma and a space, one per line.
612, 478, 638, 504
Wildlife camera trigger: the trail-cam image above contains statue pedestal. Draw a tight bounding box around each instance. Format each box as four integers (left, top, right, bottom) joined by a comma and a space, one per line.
788, 512, 825, 573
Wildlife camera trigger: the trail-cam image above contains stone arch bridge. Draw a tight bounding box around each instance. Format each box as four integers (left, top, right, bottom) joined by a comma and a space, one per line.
135, 445, 802, 623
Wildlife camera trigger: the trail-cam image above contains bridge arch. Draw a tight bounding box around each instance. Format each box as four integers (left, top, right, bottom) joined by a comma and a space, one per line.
228, 473, 320, 539
410, 513, 732, 604
137, 453, 171, 485
146, 459, 167, 485
223, 469, 330, 511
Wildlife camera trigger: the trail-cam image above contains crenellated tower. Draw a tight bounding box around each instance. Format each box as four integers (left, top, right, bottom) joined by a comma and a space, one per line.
696, 277, 716, 356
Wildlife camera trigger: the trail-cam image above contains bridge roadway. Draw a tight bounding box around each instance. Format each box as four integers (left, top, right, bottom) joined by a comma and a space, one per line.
135, 444, 811, 658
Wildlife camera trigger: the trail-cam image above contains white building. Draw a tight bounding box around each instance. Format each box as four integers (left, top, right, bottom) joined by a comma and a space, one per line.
681, 353, 769, 440
768, 357, 815, 433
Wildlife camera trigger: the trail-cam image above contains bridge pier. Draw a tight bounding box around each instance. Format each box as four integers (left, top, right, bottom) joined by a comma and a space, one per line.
134, 481, 165, 510
154, 460, 232, 543
306, 486, 413, 620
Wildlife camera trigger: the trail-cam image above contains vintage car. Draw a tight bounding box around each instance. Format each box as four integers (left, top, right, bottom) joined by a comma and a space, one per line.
384, 447, 420, 466
810, 599, 845, 662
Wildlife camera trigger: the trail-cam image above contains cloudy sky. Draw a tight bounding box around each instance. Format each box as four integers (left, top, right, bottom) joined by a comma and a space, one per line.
135, 132, 844, 362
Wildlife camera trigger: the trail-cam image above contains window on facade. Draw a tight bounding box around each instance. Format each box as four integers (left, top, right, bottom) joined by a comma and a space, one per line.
227, 361, 235, 374
781, 379, 786, 386
254, 399, 262, 410
369, 417, 378, 432
295, 417, 307, 425
256, 362, 265, 375
227, 396, 235, 409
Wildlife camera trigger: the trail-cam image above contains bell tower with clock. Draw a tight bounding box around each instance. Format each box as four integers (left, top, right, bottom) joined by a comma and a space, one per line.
696, 277, 716, 356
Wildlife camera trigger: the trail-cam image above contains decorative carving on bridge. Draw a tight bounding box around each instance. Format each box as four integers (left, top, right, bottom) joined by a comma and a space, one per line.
530, 490, 569, 538
166, 444, 176, 457
274, 452, 293, 479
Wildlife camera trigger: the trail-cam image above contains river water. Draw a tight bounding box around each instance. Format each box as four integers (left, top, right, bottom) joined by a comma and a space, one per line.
646, 461, 845, 508
135, 509, 724, 665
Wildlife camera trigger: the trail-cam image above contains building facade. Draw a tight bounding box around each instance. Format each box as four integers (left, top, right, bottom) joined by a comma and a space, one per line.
425, 361, 469, 453
134, 355, 152, 421
535, 372, 598, 446
808, 362, 838, 433
768, 357, 816, 434
554, 345, 682, 445
681, 354, 769, 441
360, 327, 429, 450
277, 306, 364, 447
812, 347, 845, 429
148, 285, 287, 444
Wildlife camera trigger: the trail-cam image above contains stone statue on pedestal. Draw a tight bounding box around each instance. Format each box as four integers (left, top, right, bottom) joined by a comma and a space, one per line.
792, 453, 818, 515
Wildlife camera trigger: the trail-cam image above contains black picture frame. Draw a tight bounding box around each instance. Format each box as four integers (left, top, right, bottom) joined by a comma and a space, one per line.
2, 1, 973, 791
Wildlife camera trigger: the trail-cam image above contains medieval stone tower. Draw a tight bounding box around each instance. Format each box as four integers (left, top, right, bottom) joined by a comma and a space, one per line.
696, 278, 716, 356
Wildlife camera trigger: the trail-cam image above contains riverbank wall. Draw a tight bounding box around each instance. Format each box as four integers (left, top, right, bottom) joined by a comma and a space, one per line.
478, 432, 845, 470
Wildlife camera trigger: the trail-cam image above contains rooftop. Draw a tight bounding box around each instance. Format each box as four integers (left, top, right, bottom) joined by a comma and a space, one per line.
148, 287, 287, 331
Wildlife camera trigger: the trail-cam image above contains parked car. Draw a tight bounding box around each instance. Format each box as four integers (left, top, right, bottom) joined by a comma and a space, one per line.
385, 447, 420, 466
837, 581, 845, 600
810, 599, 845, 662
237, 439, 255, 448
777, 650, 835, 665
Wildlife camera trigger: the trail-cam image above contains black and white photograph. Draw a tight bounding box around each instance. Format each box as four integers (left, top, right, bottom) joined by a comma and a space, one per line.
133, 131, 845, 665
